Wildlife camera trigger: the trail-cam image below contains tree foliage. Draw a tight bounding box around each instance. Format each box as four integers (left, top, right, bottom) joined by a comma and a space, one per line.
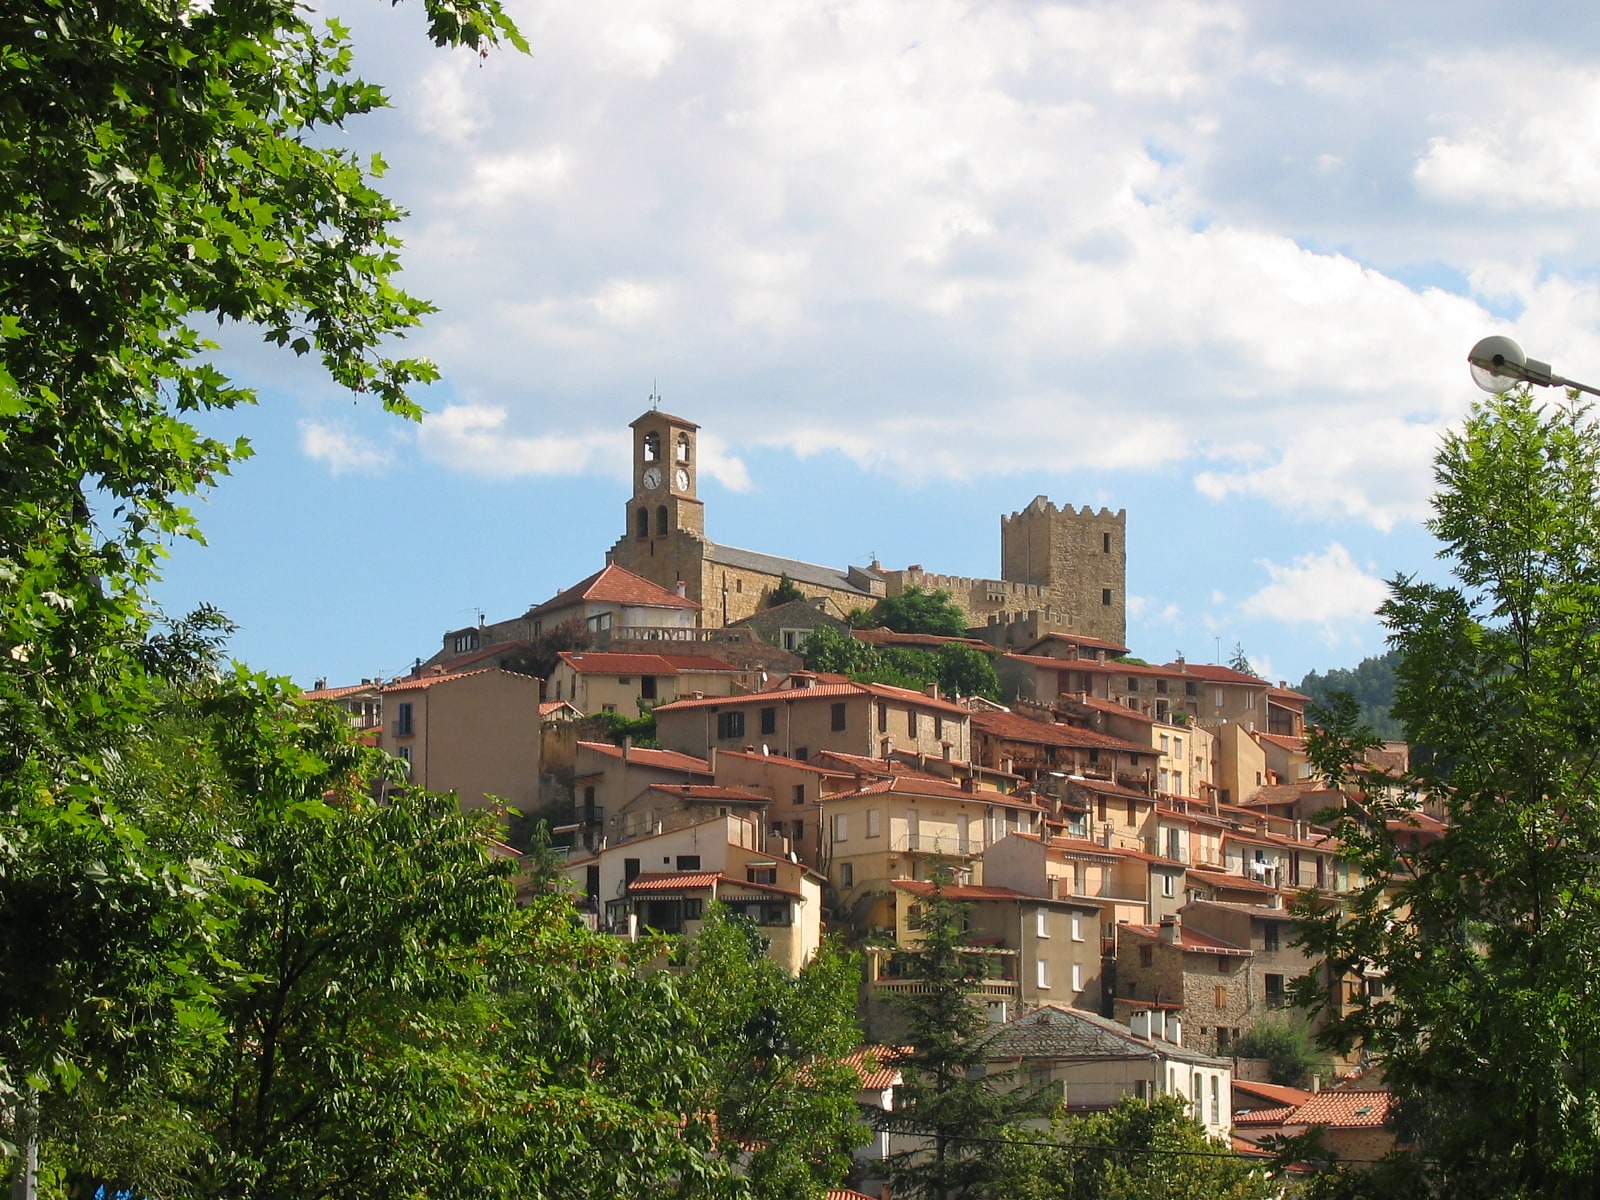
1232, 1014, 1330, 1089
858, 587, 971, 637
768, 574, 806, 607
1298, 650, 1403, 742
1294, 390, 1600, 1199
997, 1096, 1276, 1200
801, 625, 1000, 701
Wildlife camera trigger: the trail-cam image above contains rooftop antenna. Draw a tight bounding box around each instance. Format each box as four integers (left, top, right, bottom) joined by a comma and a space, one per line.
648, 379, 661, 411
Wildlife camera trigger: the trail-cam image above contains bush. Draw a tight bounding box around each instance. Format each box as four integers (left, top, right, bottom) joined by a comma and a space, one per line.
1234, 1014, 1331, 1087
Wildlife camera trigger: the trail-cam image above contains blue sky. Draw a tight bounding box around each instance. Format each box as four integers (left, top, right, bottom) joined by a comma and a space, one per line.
155, 0, 1600, 690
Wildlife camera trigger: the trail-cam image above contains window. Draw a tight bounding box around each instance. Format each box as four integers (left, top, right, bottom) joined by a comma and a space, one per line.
1214, 985, 1227, 1010
839, 862, 854, 887
676, 433, 690, 463
635, 507, 649, 538
656, 505, 668, 536
643, 431, 660, 461
1036, 908, 1050, 938
1213, 687, 1225, 707
760, 706, 777, 735
1156, 678, 1168, 695
781, 628, 807, 652
676, 855, 701, 870
1184, 680, 1197, 697
793, 784, 806, 805
1161, 872, 1175, 898
747, 865, 777, 885
394, 702, 414, 736
396, 745, 412, 772
1127, 676, 1139, 692
1103, 531, 1112, 553
1071, 912, 1083, 941
716, 710, 746, 740
1160, 734, 1170, 754
1125, 797, 1136, 826
831, 702, 847, 731
1264, 923, 1281, 952
934, 714, 943, 739
1102, 588, 1112, 606
1216, 1026, 1232, 1051
624, 858, 641, 883
1036, 959, 1050, 989
795, 746, 808, 760
908, 710, 919, 738
1266, 974, 1286, 1007
1246, 690, 1256, 710
1217, 956, 1232, 974
735, 578, 743, 593
867, 809, 881, 838
1140, 944, 1154, 968
1174, 736, 1183, 758
683, 898, 703, 921
834, 814, 848, 841
1071, 962, 1083, 992
454, 632, 479, 653
878, 703, 888, 733
1209, 1075, 1220, 1125
640, 675, 658, 700
1134, 1079, 1147, 1100
587, 611, 612, 633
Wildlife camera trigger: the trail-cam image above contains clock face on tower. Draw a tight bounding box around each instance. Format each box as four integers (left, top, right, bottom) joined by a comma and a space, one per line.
642, 466, 662, 491
674, 467, 690, 491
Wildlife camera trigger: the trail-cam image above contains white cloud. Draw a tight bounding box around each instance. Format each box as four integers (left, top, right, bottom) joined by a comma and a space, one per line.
416, 405, 627, 478
299, 421, 394, 476
412, 57, 492, 144
1241, 543, 1388, 634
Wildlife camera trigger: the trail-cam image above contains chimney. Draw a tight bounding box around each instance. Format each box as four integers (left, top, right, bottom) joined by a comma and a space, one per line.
1159, 915, 1180, 944
1167, 1014, 1183, 1046
1279, 679, 1287, 689
925, 684, 940, 700
960, 776, 975, 793
622, 737, 631, 764
478, 612, 486, 629
1131, 1010, 1152, 1041
314, 678, 327, 691
675, 580, 687, 597
707, 746, 717, 774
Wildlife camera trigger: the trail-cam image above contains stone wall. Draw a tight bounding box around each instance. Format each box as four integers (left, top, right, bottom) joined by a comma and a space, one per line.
1001, 497, 1127, 646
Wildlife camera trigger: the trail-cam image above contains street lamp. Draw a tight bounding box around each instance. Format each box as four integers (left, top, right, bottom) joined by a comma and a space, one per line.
1467, 335, 1600, 397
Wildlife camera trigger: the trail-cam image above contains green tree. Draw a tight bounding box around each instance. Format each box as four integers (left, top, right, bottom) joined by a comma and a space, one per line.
0, 0, 524, 1112
769, 574, 806, 606
676, 910, 868, 1198
1232, 1013, 1330, 1089
998, 1096, 1277, 1200
862, 587, 970, 637
935, 643, 1001, 701
802, 623, 880, 676
1295, 390, 1600, 1198
875, 870, 1047, 1199
1228, 642, 1257, 676
1298, 650, 1403, 742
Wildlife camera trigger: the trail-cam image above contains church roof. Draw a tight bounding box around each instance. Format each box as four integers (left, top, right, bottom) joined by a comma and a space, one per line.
704, 541, 871, 596
529, 563, 700, 617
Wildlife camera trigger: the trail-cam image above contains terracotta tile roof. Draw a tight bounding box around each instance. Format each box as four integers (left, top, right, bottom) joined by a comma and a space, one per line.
628, 871, 721, 892
530, 563, 701, 617
1157, 661, 1269, 685
852, 628, 995, 652
1269, 685, 1313, 702
1257, 733, 1308, 752
642, 784, 770, 804
1041, 835, 1121, 862
631, 410, 698, 429
1004, 652, 1151, 676
1186, 866, 1285, 898
654, 679, 970, 717
1017, 631, 1130, 655
839, 1046, 905, 1091
717, 748, 856, 777
557, 651, 742, 676
1234, 1104, 1301, 1127
381, 668, 509, 693
1288, 1091, 1392, 1128
1121, 923, 1253, 956
300, 682, 377, 700
1064, 694, 1159, 724
1234, 1080, 1316, 1109
435, 639, 535, 673
576, 741, 712, 774
894, 880, 1041, 902
540, 700, 584, 718
833, 775, 1040, 809
1067, 777, 1157, 802
971, 709, 1152, 755
827, 1191, 880, 1200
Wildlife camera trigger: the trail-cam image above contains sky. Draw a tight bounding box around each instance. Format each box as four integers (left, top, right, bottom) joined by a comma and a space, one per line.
154, 0, 1600, 690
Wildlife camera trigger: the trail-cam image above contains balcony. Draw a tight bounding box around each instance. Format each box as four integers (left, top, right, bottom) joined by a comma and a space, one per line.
890, 833, 981, 856
872, 977, 1020, 1001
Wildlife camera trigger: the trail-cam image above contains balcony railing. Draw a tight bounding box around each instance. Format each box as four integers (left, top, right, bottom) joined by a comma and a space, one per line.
890, 834, 981, 856
872, 978, 1019, 1000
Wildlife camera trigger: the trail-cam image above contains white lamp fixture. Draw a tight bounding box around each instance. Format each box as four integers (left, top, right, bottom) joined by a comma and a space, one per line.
1468, 335, 1600, 397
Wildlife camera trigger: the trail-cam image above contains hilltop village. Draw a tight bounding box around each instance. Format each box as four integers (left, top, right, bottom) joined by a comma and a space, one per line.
307, 409, 1414, 1173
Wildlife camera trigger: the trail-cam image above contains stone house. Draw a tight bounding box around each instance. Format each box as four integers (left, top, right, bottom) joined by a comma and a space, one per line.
1112, 914, 1255, 1057
546, 650, 751, 718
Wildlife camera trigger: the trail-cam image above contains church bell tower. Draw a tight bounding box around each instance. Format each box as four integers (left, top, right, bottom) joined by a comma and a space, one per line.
625, 409, 705, 544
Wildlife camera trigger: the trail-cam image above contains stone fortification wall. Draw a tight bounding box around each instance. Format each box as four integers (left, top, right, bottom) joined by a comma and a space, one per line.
1001, 497, 1126, 646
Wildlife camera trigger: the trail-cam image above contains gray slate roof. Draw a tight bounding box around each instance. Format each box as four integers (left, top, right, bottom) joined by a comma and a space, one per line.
705, 542, 870, 596
983, 1004, 1230, 1069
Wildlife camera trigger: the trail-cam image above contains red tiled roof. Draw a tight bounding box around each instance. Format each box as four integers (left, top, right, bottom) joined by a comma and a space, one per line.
1067, 777, 1157, 802
576, 741, 712, 774
1269, 686, 1313, 702
557, 651, 743, 676
530, 563, 701, 617
435, 639, 535, 673
1287, 1091, 1392, 1128
1157, 661, 1269, 685
1041, 835, 1121, 862
1065, 694, 1158, 725
1257, 733, 1308, 752
628, 871, 721, 892
1234, 1104, 1300, 1127
827, 1191, 880, 1200
654, 679, 970, 717
540, 700, 584, 718
300, 682, 377, 700
1017, 631, 1130, 655
1186, 866, 1285, 898
1234, 1080, 1316, 1109
971, 709, 1152, 755
382, 668, 511, 693
833, 775, 1040, 809
642, 784, 770, 804
717, 748, 856, 777
1121, 924, 1253, 956
894, 880, 1040, 902
839, 1046, 905, 1091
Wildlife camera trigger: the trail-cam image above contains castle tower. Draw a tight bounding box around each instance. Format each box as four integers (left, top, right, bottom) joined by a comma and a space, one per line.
1000, 497, 1126, 645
